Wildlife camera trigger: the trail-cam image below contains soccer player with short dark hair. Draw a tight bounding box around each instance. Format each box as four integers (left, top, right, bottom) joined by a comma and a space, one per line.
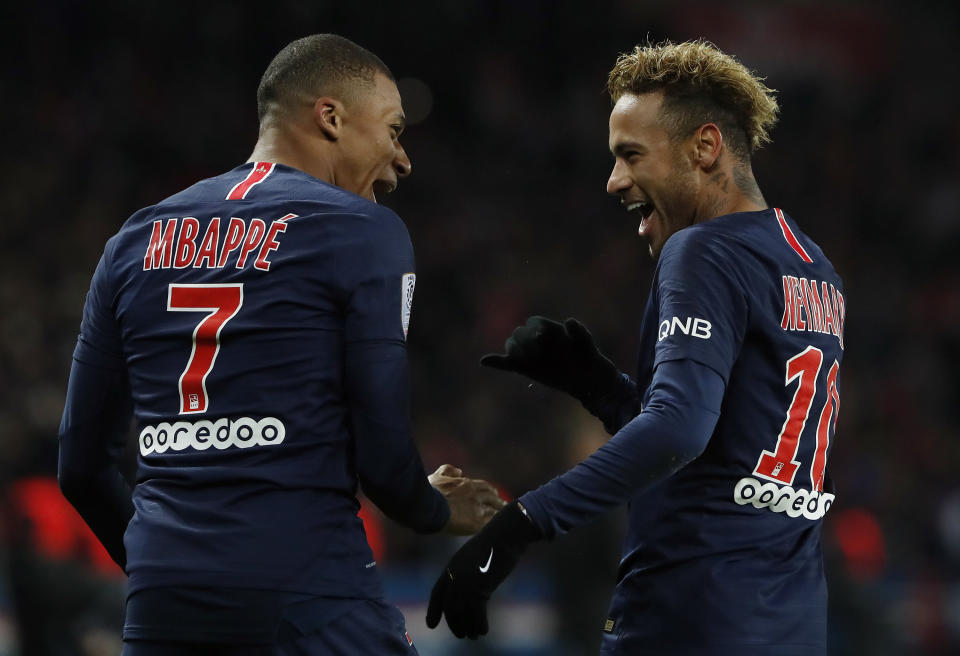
427, 40, 845, 656
58, 33, 504, 655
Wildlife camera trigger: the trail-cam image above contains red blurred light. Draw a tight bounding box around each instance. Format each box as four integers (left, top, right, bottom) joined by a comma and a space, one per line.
832, 507, 886, 581
8, 476, 123, 577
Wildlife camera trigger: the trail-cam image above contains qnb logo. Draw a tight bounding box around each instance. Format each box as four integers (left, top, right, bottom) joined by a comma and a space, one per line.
139, 416, 285, 456
658, 316, 713, 342
733, 476, 835, 520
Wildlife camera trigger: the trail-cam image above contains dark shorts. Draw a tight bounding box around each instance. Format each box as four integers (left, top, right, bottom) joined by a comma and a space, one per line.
122, 598, 418, 656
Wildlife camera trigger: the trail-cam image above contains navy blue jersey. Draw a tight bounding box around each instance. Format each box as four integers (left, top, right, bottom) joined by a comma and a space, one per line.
523, 208, 844, 653
70, 162, 447, 599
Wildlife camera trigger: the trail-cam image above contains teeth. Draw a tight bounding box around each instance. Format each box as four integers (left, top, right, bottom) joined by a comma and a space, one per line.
626, 201, 653, 218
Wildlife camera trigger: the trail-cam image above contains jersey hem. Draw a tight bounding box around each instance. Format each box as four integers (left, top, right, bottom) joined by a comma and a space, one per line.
126, 569, 384, 599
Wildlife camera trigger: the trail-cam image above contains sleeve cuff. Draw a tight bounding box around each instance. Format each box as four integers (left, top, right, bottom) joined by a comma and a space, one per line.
412, 487, 451, 534
516, 491, 555, 541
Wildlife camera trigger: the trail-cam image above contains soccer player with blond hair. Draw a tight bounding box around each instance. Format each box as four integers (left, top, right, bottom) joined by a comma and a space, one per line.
428, 39, 844, 655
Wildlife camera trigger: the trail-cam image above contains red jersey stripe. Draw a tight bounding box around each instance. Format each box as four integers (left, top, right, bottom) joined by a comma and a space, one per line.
226, 162, 275, 200
775, 208, 813, 263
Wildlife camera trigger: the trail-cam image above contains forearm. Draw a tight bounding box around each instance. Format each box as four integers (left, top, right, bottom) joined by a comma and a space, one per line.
354, 415, 450, 533
347, 343, 449, 533
58, 356, 134, 568
579, 371, 642, 435
58, 459, 133, 567
520, 359, 724, 539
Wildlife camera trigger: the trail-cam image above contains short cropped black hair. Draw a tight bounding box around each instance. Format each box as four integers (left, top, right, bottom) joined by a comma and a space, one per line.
256, 34, 394, 122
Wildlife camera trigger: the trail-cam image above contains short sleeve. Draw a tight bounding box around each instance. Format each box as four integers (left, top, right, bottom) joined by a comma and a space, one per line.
652, 228, 748, 383
74, 238, 126, 371
341, 207, 416, 345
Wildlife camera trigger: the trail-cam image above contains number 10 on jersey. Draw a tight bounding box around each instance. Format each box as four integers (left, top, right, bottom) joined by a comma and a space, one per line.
167, 283, 244, 414
753, 345, 840, 492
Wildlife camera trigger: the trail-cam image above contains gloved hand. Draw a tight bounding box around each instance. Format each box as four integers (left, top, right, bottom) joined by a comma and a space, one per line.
426, 501, 541, 639
481, 316, 620, 404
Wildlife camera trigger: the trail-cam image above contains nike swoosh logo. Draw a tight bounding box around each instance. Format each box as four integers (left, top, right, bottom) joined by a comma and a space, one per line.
479, 548, 493, 573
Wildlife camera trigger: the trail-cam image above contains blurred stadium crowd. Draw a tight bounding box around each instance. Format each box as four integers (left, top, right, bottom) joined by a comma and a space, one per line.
1, 1, 958, 654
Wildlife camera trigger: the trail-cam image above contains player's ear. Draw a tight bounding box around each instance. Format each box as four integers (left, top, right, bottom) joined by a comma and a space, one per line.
314, 97, 344, 141
694, 123, 723, 171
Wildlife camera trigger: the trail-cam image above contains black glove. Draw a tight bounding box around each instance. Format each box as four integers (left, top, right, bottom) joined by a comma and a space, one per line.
426, 501, 541, 639
481, 316, 620, 404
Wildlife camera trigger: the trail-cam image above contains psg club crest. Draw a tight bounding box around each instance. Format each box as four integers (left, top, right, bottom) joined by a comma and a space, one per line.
401, 273, 416, 339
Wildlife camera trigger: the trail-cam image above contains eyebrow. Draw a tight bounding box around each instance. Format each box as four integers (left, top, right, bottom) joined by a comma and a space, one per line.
611, 141, 647, 157
391, 113, 406, 130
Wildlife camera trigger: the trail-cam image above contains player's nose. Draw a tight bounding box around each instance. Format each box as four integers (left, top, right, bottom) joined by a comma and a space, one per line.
606, 160, 631, 195
394, 144, 411, 179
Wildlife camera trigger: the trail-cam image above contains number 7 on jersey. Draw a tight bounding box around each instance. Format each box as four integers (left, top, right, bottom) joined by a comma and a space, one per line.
167, 283, 244, 414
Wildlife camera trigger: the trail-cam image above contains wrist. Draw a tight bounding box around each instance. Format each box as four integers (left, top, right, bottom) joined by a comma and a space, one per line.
577, 362, 624, 404
489, 500, 542, 545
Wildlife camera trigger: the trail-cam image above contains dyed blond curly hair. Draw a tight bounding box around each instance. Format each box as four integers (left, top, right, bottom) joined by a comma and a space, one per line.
607, 39, 779, 159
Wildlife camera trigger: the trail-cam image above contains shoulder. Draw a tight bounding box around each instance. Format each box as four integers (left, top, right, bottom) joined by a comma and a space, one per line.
658, 221, 739, 274
102, 204, 160, 267
345, 200, 408, 235
353, 204, 413, 265
334, 198, 412, 253
272, 173, 410, 235
659, 210, 788, 276
661, 222, 716, 256
317, 202, 414, 287
308, 201, 411, 258
654, 221, 754, 307
272, 166, 409, 237
154, 170, 235, 206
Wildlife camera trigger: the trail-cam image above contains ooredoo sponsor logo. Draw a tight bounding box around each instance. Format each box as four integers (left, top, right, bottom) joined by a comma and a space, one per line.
733, 476, 835, 520
139, 416, 285, 456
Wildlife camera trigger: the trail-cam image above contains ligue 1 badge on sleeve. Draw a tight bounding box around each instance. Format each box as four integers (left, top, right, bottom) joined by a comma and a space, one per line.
401, 272, 416, 339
